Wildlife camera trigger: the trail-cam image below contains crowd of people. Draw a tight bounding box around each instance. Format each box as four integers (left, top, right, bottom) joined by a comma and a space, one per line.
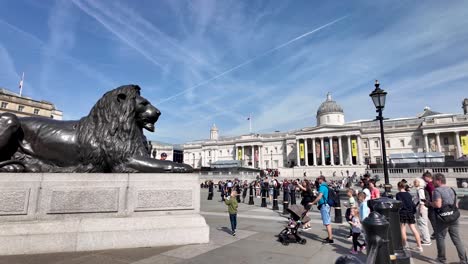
202, 171, 467, 263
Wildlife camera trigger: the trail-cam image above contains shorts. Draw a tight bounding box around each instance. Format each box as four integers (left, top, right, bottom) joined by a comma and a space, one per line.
320, 203, 331, 225
399, 212, 416, 224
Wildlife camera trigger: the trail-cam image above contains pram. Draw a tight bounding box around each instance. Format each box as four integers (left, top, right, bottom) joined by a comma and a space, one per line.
278, 204, 310, 245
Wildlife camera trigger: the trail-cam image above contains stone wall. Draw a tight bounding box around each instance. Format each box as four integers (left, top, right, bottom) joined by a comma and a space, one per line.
0, 173, 209, 255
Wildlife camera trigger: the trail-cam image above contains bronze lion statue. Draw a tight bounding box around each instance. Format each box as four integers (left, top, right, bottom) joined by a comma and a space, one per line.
0, 85, 192, 173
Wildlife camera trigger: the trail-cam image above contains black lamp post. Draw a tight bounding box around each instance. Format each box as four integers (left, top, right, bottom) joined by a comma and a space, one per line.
369, 80, 391, 197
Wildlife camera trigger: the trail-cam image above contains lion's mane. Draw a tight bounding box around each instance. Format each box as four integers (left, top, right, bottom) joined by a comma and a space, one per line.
76, 85, 149, 172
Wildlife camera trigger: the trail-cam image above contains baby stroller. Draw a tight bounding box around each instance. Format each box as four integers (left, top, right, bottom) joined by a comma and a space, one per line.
278, 204, 310, 245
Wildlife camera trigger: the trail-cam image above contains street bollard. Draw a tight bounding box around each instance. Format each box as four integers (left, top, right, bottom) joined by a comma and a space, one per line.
362, 211, 391, 264
368, 197, 410, 264
283, 190, 289, 214
261, 188, 267, 207
248, 184, 254, 205
272, 188, 279, 210
334, 189, 343, 223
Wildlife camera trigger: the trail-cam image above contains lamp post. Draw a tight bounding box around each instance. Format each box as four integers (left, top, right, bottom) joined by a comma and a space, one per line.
369, 80, 391, 197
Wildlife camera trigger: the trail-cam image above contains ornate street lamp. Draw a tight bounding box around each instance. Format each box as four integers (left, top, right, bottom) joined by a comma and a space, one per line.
369, 80, 391, 197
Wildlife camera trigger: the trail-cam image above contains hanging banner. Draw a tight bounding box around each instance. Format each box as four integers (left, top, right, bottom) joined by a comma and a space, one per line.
461, 135, 468, 155
316, 142, 321, 158
324, 141, 330, 158
333, 140, 338, 157
351, 139, 358, 157
238, 148, 243, 160
299, 143, 305, 159
254, 149, 259, 161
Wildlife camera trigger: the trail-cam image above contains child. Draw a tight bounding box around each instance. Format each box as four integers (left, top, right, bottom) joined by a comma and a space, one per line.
358, 191, 369, 221
224, 190, 238, 236
348, 207, 366, 254
345, 188, 356, 240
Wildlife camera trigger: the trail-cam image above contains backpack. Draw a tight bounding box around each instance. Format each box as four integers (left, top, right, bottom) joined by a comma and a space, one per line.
327, 187, 338, 207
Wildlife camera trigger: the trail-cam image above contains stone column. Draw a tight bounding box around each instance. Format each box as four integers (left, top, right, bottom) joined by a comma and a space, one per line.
348, 136, 353, 165
424, 134, 429, 152
338, 136, 343, 165
312, 138, 317, 166
455, 132, 462, 158
304, 138, 309, 166
330, 137, 335, 166
242, 146, 245, 166
259, 146, 263, 169
321, 137, 325, 166
357, 135, 363, 165
436, 133, 441, 153
296, 140, 300, 167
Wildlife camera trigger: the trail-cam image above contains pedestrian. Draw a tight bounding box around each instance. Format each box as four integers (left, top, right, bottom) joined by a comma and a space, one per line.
396, 181, 423, 252
432, 173, 467, 263
208, 180, 213, 200
348, 206, 366, 254
312, 176, 334, 244
413, 178, 431, 245
297, 180, 314, 230
345, 188, 357, 240
242, 180, 248, 203
368, 179, 380, 199
289, 180, 297, 205
422, 171, 437, 239
224, 190, 238, 236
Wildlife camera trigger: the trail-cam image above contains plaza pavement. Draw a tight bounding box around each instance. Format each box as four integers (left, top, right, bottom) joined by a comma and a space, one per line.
0, 188, 467, 264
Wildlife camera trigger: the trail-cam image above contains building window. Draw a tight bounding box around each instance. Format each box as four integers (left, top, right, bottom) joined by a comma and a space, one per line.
18, 105, 24, 112
374, 140, 379, 148
34, 109, 40, 115
364, 141, 368, 149
265, 147, 268, 154
415, 139, 420, 147
443, 137, 449, 145
327, 116, 330, 123
275, 147, 278, 153
400, 139, 405, 147
0, 102, 7, 108
386, 141, 391, 148
208, 151, 211, 156
219, 150, 222, 155
376, 157, 382, 164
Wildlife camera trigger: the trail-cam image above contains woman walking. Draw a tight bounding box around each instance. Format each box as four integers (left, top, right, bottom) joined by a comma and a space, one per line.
297, 180, 314, 230
396, 181, 423, 252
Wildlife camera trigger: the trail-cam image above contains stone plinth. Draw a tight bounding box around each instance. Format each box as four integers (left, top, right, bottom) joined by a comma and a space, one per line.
0, 173, 209, 255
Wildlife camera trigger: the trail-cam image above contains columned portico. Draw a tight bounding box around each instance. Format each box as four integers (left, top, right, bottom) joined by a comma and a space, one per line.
304, 139, 309, 166
357, 135, 363, 165
296, 141, 300, 167
435, 133, 441, 152
424, 134, 429, 151
329, 137, 334, 166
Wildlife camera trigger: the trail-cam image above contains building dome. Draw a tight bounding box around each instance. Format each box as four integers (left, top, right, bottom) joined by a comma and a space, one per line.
317, 93, 344, 116
316, 93, 345, 126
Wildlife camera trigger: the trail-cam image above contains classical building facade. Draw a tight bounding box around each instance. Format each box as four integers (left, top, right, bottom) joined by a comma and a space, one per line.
0, 88, 63, 120
183, 94, 468, 177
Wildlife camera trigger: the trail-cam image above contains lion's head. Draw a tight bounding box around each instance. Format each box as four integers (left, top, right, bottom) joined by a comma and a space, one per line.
76, 85, 160, 171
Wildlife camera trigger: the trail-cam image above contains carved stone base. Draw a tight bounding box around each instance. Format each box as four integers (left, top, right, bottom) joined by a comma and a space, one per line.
0, 173, 209, 255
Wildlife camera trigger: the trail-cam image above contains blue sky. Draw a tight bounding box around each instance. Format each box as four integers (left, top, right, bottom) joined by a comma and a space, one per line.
1, 1, 468, 144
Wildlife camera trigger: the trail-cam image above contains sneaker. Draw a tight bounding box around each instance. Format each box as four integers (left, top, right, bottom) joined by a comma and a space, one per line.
349, 250, 358, 255
232, 231, 236, 236
415, 246, 423, 253
323, 238, 334, 244
359, 246, 366, 252
431, 234, 436, 240
346, 235, 353, 241
421, 242, 432, 246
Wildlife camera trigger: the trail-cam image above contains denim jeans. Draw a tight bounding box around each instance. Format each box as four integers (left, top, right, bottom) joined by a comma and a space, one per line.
435, 218, 468, 264
229, 213, 237, 232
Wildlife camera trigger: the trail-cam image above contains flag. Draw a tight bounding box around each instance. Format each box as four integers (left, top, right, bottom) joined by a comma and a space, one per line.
462, 135, 468, 155
299, 143, 305, 159
18, 72, 24, 96
351, 139, 358, 157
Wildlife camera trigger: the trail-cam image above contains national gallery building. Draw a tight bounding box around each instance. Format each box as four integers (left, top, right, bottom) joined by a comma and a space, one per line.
183, 94, 468, 177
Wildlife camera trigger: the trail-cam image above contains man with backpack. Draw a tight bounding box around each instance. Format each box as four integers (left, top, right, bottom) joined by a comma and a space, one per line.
312, 175, 334, 244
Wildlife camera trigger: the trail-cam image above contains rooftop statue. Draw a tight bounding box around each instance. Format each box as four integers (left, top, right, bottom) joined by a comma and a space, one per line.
0, 85, 193, 173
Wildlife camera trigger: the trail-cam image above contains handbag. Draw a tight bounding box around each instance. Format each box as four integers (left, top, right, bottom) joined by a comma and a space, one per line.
435, 188, 460, 224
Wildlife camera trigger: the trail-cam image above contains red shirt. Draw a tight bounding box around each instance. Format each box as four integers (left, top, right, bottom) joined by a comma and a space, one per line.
370, 188, 380, 199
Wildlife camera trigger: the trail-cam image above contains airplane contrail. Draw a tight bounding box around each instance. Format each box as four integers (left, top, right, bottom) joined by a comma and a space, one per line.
158, 15, 348, 104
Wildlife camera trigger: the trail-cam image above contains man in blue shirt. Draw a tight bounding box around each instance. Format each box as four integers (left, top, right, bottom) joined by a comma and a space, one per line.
312, 176, 333, 244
